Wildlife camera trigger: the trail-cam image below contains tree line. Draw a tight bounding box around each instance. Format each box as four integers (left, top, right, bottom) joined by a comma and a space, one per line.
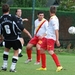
0, 0, 48, 7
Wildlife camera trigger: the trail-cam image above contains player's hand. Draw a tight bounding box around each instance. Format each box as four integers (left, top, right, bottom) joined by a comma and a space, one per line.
38, 36, 44, 39
29, 35, 32, 39
56, 40, 60, 47
23, 18, 28, 21
25, 18, 28, 21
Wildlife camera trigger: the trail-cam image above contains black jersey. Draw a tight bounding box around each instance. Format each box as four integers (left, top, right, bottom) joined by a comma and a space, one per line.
0, 14, 24, 41
15, 15, 23, 37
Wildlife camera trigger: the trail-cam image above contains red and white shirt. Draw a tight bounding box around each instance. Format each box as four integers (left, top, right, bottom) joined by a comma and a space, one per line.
45, 15, 59, 40
34, 18, 48, 36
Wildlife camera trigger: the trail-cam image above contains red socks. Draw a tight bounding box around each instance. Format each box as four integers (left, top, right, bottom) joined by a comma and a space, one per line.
51, 53, 61, 67
41, 53, 46, 68
40, 53, 61, 68
36, 50, 40, 62
27, 49, 40, 62
26, 49, 32, 59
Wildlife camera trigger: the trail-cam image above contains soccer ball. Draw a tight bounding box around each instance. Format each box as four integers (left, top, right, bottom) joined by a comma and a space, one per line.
68, 26, 75, 34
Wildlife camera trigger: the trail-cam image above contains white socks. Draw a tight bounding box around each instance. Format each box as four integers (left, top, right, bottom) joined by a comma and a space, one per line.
2, 61, 8, 68
10, 56, 18, 70
18, 49, 22, 54
18, 44, 23, 54
2, 51, 9, 68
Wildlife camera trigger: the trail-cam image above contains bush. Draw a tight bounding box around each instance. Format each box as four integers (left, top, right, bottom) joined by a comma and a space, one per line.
58, 0, 75, 11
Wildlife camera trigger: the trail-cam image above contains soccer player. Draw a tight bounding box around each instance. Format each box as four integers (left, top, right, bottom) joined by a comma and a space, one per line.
0, 4, 32, 72
15, 8, 28, 57
36, 6, 63, 72
25, 11, 48, 65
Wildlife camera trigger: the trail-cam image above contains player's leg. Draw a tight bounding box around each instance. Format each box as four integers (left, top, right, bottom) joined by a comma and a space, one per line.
10, 40, 21, 72
36, 48, 47, 70
34, 44, 40, 65
25, 36, 38, 64
18, 38, 24, 57
48, 50, 63, 72
1, 41, 11, 71
1, 47, 10, 71
36, 38, 47, 70
24, 43, 33, 63
10, 50, 18, 72
47, 39, 63, 72
34, 38, 45, 65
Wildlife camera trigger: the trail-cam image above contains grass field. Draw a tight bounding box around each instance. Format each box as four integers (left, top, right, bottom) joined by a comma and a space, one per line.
0, 47, 75, 75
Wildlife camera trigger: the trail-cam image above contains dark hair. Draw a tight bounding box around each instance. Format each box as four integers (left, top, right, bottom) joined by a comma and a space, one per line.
2, 4, 10, 13
50, 6, 57, 13
37, 11, 44, 15
15, 8, 21, 13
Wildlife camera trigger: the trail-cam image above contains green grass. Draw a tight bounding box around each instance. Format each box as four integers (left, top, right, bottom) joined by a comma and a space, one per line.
0, 47, 75, 75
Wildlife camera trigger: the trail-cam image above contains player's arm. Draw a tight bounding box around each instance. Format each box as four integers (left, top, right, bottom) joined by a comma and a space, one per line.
43, 21, 48, 36
53, 19, 60, 47
55, 30, 60, 47
38, 33, 47, 39
23, 28, 32, 39
22, 18, 28, 21
13, 16, 32, 39
17, 23, 32, 39
18, 23, 32, 39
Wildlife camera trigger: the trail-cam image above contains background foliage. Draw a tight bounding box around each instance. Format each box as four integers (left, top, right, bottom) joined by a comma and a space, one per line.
0, 0, 48, 7
58, 0, 75, 11
0, 0, 75, 11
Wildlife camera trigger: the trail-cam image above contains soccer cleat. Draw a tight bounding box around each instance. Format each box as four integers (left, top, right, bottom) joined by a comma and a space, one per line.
36, 67, 47, 71
34, 62, 40, 65
18, 53, 23, 57
56, 66, 63, 72
1, 67, 7, 71
24, 59, 32, 64
10, 69, 16, 72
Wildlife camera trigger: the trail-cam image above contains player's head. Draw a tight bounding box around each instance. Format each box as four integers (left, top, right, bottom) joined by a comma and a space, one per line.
15, 9, 22, 18
50, 6, 57, 16
2, 4, 10, 13
37, 11, 44, 21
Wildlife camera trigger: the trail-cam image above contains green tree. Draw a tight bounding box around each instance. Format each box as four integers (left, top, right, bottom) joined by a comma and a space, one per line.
35, 0, 48, 7
0, 0, 48, 7
0, 0, 7, 6
13, 0, 48, 7
58, 0, 75, 11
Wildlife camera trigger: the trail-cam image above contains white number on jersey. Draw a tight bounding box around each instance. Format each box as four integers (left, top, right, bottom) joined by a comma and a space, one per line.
4, 25, 11, 34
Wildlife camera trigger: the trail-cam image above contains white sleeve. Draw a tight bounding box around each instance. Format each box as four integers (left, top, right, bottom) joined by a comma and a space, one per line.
44, 20, 48, 34
52, 19, 59, 30
34, 21, 36, 35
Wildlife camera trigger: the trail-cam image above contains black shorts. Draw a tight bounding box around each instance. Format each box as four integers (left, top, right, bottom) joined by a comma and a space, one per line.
5, 40, 22, 50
